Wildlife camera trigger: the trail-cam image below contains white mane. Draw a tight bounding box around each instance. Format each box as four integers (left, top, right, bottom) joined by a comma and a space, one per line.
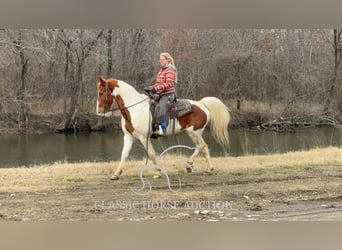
112, 80, 146, 103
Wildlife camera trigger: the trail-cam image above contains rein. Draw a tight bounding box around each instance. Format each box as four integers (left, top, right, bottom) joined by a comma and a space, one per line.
105, 97, 150, 113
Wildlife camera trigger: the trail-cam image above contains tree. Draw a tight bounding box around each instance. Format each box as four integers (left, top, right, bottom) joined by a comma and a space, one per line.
106, 29, 113, 78
324, 29, 342, 112
56, 29, 104, 132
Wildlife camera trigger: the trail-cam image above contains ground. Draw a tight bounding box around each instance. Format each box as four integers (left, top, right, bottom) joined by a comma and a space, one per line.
0, 147, 341, 221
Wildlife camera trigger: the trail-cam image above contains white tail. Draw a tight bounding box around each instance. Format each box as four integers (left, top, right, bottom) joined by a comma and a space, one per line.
199, 97, 230, 148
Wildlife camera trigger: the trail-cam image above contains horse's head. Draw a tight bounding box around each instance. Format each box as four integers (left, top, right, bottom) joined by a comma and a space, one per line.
96, 75, 118, 116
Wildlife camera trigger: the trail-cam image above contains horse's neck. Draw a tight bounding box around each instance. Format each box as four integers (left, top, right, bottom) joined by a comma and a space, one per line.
115, 81, 146, 106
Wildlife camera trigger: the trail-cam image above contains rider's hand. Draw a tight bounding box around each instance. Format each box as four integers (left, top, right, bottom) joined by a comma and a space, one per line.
150, 88, 156, 94
144, 86, 156, 95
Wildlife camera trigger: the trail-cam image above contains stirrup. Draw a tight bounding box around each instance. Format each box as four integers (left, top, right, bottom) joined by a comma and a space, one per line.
150, 133, 159, 139
150, 125, 165, 139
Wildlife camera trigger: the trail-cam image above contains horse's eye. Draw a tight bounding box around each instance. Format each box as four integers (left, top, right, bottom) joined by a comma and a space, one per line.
98, 92, 103, 96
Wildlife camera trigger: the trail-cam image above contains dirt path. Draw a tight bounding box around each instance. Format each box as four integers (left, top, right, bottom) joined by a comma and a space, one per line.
1, 147, 341, 221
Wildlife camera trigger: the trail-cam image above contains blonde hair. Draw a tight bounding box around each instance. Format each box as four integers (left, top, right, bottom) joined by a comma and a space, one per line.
160, 52, 175, 66
160, 52, 177, 82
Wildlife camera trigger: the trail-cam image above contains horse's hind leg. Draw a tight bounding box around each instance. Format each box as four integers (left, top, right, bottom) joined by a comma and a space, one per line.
186, 130, 213, 173
110, 133, 135, 180
202, 140, 214, 173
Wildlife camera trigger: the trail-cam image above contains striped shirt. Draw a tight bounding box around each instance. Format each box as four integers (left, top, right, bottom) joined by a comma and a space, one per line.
151, 65, 176, 95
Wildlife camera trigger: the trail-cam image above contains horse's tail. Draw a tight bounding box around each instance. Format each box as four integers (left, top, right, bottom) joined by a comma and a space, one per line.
199, 97, 230, 149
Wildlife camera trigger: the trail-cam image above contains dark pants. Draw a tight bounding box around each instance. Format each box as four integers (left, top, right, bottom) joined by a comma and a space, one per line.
150, 93, 176, 132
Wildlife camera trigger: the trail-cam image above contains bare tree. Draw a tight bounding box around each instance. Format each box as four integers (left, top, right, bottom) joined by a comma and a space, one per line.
56, 29, 104, 132
324, 29, 342, 112
1, 29, 341, 134
106, 29, 113, 78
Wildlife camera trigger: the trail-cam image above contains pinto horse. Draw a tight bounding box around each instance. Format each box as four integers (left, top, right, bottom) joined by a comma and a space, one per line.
96, 75, 230, 180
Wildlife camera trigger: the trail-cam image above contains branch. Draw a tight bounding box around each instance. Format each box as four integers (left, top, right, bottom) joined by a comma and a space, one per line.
84, 30, 104, 59
0, 40, 52, 59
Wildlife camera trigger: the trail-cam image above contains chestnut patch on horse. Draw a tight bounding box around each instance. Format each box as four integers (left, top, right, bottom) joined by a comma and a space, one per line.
108, 79, 119, 90
98, 78, 119, 92
115, 95, 134, 133
178, 105, 207, 130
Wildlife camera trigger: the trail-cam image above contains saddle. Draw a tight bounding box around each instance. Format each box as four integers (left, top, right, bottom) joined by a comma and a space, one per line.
150, 98, 194, 138
168, 99, 194, 119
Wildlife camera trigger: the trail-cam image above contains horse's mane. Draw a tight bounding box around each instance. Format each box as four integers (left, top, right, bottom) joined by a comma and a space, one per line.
116, 79, 147, 99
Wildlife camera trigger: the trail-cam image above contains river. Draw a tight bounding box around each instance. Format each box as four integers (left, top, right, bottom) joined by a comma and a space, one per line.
0, 127, 341, 168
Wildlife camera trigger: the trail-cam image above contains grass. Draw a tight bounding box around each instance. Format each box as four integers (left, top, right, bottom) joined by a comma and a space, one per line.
0, 147, 341, 193
0, 146, 342, 221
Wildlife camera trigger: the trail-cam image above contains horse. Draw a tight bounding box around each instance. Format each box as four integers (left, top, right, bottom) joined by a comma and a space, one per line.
96, 75, 230, 180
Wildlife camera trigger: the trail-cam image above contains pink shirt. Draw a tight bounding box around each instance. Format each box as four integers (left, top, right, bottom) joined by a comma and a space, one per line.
151, 65, 176, 95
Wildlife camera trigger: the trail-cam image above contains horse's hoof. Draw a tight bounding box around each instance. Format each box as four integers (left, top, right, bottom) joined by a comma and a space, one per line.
186, 162, 194, 173
110, 175, 119, 180
153, 174, 161, 179
204, 169, 214, 175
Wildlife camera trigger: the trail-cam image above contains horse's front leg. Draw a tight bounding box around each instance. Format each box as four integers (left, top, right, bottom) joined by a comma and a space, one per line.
110, 133, 135, 180
137, 133, 161, 179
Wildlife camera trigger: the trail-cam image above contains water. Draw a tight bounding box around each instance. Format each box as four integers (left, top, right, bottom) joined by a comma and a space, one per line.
0, 127, 341, 168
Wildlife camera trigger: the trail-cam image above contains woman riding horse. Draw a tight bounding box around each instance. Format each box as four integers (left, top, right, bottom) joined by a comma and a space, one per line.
96, 76, 230, 180
144, 52, 177, 138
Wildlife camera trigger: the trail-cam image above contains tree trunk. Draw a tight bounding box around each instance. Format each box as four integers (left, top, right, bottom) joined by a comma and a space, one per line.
106, 29, 113, 77
324, 29, 342, 112
15, 30, 29, 130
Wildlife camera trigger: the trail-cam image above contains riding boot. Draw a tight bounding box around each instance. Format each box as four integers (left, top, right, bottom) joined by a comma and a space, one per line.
157, 125, 166, 136
150, 125, 166, 139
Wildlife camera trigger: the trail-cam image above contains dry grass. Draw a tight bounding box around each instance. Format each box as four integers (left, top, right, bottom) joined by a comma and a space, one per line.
213, 146, 342, 171
1, 147, 342, 221
0, 147, 341, 193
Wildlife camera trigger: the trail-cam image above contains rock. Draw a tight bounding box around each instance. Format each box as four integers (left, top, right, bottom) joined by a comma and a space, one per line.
177, 213, 190, 218
200, 210, 209, 215
219, 216, 230, 220
218, 212, 225, 217
249, 203, 263, 211
10, 193, 16, 198
194, 210, 210, 215
326, 204, 338, 209
243, 195, 250, 200
286, 199, 298, 205
13, 215, 21, 221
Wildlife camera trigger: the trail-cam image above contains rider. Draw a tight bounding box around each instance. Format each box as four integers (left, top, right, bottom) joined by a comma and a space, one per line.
145, 52, 177, 138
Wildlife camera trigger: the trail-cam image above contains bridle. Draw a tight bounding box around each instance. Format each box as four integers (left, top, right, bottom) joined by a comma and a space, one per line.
100, 81, 150, 114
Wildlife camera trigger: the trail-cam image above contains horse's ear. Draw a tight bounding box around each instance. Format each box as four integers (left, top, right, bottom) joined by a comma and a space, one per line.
99, 75, 105, 83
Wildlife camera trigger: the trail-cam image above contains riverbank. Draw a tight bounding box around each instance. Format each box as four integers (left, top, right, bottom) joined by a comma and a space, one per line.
0, 99, 341, 134
1, 147, 341, 221
0, 110, 342, 134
